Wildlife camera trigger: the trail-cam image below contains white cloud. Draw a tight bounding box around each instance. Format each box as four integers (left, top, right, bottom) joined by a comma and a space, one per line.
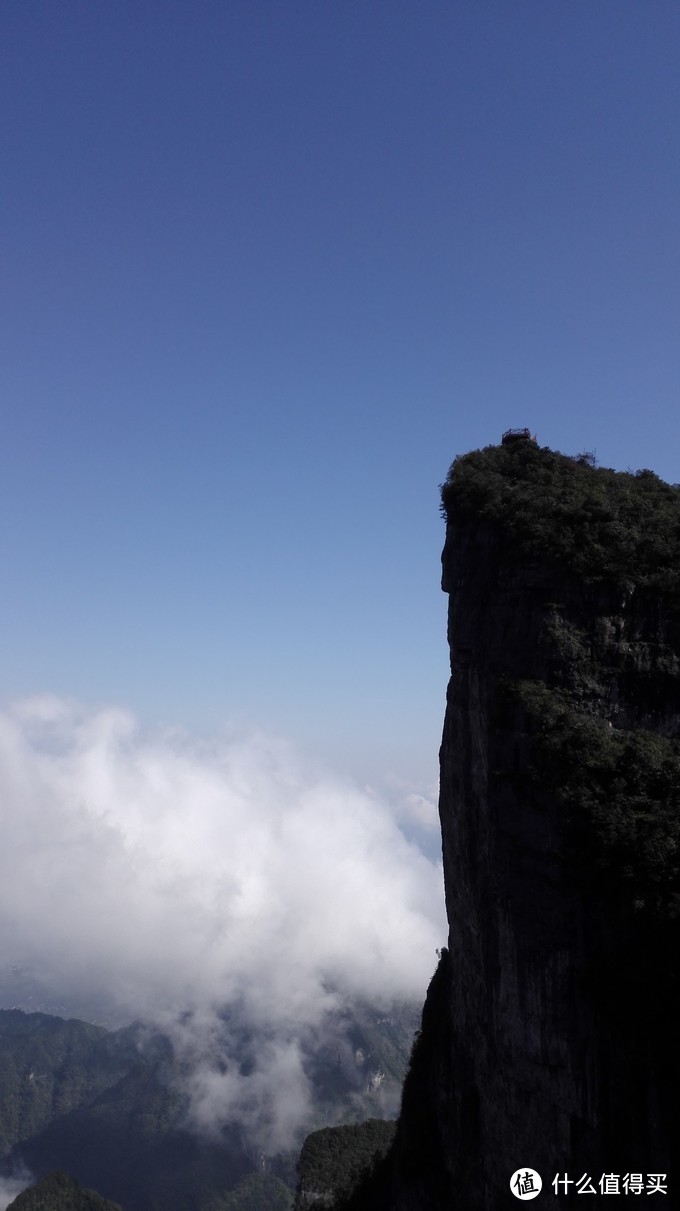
0, 1167, 33, 1210
0, 697, 446, 1149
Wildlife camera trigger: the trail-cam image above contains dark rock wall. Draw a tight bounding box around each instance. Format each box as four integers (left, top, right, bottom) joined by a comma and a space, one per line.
388, 475, 680, 1208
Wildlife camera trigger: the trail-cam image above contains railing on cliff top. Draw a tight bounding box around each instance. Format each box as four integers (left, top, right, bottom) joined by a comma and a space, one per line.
501, 428, 538, 445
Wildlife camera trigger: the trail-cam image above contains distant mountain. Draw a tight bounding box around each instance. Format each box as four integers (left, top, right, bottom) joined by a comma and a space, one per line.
0, 968, 124, 1029
296, 1000, 419, 1125
0, 1002, 418, 1211
11, 1054, 250, 1211
0, 1011, 142, 1156
204, 1172, 293, 1210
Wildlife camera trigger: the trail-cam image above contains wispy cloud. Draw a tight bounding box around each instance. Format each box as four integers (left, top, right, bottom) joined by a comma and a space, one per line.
0, 1167, 34, 1210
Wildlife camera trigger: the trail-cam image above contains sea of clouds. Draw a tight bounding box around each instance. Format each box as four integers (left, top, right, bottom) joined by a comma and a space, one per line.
0, 696, 445, 1152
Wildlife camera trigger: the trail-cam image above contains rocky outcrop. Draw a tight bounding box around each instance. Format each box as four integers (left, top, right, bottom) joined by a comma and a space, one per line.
354, 443, 680, 1209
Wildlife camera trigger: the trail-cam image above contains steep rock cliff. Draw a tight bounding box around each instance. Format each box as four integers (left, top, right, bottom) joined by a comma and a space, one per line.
362, 442, 680, 1209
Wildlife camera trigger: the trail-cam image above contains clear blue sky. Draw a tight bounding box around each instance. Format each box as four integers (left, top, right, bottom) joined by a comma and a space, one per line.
3, 1, 680, 788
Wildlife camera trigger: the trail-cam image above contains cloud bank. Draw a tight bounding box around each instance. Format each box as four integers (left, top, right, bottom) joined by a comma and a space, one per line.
0, 697, 445, 1149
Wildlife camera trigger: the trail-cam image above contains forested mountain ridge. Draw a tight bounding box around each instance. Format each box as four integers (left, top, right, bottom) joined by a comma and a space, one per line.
6, 1170, 121, 1210
0, 1002, 417, 1210
0, 1011, 144, 1157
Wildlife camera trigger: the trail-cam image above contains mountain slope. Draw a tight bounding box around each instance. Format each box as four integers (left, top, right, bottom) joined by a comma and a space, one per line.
0, 1011, 142, 1157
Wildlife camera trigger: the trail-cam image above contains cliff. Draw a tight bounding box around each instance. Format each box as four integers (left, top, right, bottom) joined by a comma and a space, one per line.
344, 440, 680, 1208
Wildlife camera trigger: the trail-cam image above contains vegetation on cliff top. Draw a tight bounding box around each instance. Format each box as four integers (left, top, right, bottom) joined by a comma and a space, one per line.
441, 440, 680, 590
443, 439, 680, 925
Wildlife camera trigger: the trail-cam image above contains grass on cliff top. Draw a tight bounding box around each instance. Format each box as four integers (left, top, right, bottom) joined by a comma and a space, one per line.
441, 441, 680, 589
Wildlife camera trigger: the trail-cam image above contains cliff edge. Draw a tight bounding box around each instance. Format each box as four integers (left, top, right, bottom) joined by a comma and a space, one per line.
346, 440, 680, 1209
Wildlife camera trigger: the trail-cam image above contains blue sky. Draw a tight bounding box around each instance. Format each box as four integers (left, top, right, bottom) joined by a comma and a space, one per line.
3, 0, 680, 789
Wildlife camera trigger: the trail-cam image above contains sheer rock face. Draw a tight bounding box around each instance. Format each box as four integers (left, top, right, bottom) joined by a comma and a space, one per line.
388, 465, 680, 1209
